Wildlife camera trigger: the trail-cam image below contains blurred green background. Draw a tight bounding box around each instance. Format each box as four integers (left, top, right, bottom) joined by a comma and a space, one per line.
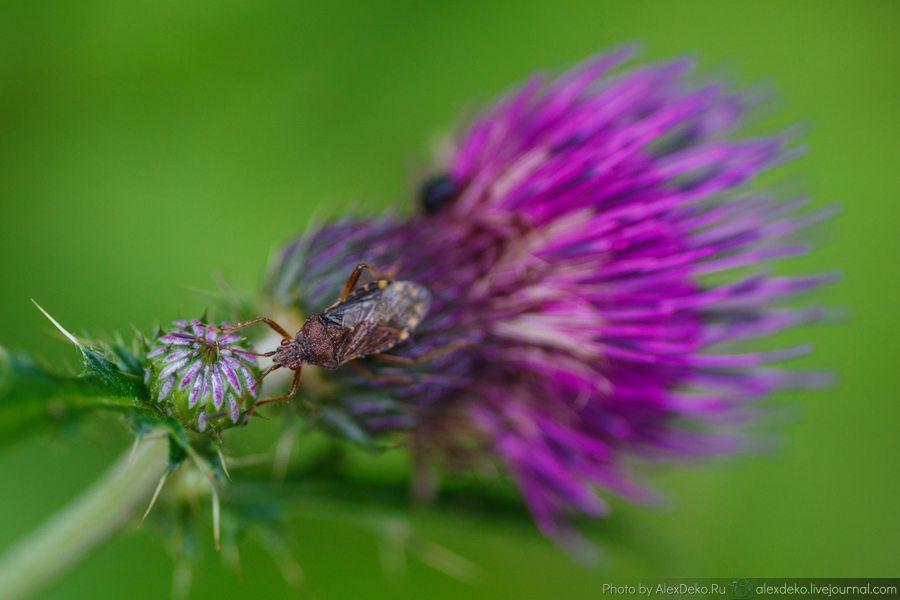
0, 0, 898, 597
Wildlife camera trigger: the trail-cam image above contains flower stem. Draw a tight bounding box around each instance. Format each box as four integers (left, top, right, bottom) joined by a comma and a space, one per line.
0, 432, 169, 600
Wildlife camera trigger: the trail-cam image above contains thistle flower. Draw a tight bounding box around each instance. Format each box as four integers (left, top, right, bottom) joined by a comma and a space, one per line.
145, 319, 261, 433
267, 47, 835, 545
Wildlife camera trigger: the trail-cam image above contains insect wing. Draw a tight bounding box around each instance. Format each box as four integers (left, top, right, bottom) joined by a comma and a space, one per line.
323, 281, 431, 332
337, 321, 405, 363
370, 281, 432, 331
323, 280, 432, 364
322, 284, 384, 328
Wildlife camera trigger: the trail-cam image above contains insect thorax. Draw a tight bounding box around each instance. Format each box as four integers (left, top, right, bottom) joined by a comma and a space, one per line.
273, 314, 346, 370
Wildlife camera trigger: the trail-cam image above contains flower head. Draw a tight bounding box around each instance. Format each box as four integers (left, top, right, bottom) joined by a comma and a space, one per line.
145, 319, 261, 433
267, 47, 835, 544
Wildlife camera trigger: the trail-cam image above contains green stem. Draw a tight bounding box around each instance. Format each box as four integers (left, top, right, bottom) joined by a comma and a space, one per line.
0, 433, 169, 600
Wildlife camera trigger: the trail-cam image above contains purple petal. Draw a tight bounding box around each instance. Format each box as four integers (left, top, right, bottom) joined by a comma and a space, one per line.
158, 357, 189, 381
164, 350, 192, 362
200, 367, 211, 405
188, 372, 204, 409
218, 362, 241, 391
179, 360, 203, 390
240, 365, 259, 395
228, 395, 240, 423
210, 369, 225, 410
146, 347, 168, 359
157, 377, 175, 402
238, 352, 258, 367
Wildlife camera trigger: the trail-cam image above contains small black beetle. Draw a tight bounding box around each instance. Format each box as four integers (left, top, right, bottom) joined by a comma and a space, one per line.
420, 173, 458, 214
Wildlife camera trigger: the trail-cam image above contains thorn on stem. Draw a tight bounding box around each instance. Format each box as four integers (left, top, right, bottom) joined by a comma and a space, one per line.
215, 444, 232, 482
31, 299, 81, 347
138, 467, 171, 528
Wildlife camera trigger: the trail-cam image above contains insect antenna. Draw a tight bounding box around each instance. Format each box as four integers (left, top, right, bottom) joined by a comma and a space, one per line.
164, 331, 276, 358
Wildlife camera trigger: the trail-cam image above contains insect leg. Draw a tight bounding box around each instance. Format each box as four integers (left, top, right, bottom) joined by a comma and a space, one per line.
348, 360, 414, 385
373, 339, 471, 365
336, 263, 393, 303
247, 367, 302, 417
207, 317, 293, 340
204, 364, 282, 423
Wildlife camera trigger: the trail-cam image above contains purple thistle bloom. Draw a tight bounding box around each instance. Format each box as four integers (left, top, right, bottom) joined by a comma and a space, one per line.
268, 47, 835, 546
144, 319, 262, 433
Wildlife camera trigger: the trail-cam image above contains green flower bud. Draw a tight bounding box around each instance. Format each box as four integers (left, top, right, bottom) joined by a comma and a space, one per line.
144, 319, 261, 433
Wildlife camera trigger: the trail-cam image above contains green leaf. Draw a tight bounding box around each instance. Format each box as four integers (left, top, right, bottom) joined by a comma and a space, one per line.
0, 343, 158, 448
81, 347, 149, 400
